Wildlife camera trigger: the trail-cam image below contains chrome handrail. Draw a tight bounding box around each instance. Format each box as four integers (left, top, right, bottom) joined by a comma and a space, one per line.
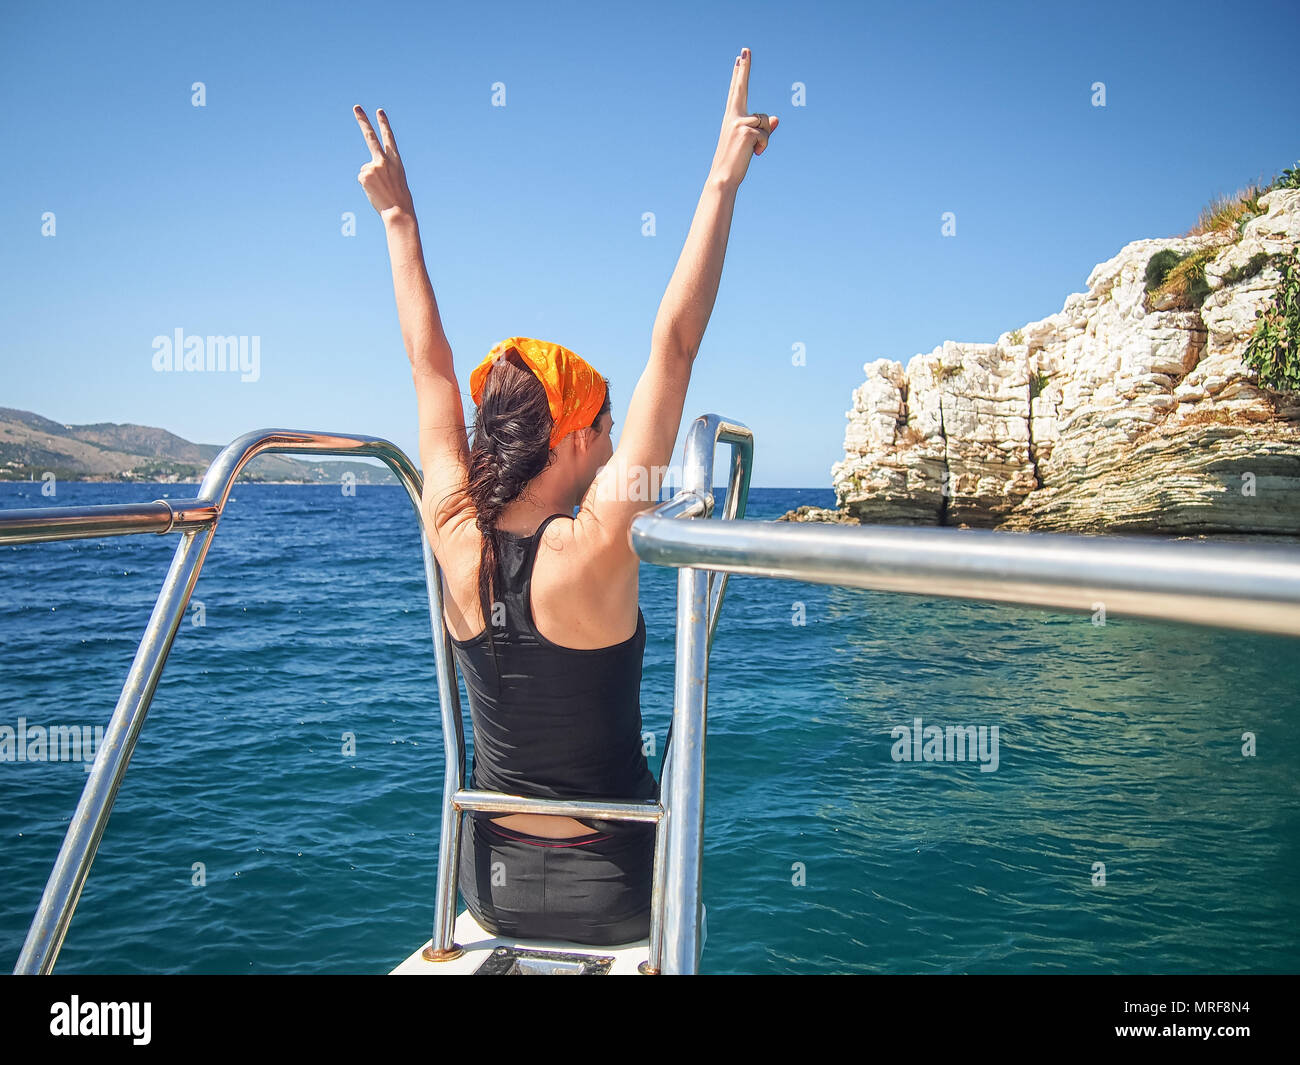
625, 414, 754, 975
629, 519, 1300, 638
627, 421, 1300, 975
0, 430, 447, 974
454, 791, 663, 822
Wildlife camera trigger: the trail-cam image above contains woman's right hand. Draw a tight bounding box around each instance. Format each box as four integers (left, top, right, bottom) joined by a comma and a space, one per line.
354, 105, 415, 222
709, 47, 778, 189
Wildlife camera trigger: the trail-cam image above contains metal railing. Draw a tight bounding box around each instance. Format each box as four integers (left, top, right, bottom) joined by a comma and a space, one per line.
426, 413, 753, 975
625, 425, 1300, 973
0, 430, 446, 974
631, 514, 1300, 638
0, 420, 750, 976
4, 415, 1298, 976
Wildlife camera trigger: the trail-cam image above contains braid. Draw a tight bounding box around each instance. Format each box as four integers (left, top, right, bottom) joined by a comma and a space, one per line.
459, 348, 613, 673
464, 354, 553, 670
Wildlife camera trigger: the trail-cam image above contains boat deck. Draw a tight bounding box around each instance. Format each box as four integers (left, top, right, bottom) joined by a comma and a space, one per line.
390, 909, 650, 975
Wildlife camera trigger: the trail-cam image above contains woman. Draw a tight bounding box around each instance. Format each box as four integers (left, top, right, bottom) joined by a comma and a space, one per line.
353, 48, 776, 945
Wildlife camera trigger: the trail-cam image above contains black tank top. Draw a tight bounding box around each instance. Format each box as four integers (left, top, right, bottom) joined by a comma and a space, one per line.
448, 513, 659, 820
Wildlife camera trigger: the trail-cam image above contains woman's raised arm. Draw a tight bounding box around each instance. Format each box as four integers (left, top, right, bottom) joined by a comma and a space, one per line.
652, 47, 778, 361
577, 47, 777, 560
354, 105, 471, 541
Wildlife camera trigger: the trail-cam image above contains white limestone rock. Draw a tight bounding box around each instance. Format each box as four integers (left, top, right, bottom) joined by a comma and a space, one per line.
811, 188, 1300, 534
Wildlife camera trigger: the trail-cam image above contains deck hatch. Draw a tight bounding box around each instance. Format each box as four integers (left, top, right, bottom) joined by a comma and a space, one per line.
473, 946, 616, 975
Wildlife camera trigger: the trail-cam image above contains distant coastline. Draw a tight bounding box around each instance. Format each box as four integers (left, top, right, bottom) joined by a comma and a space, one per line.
0, 407, 397, 486
0, 478, 392, 486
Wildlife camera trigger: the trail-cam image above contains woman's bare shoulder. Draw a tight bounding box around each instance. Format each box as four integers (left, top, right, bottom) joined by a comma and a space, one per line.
532, 514, 640, 646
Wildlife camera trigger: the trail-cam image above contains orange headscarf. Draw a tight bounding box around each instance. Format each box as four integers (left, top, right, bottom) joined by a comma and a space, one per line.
470, 337, 607, 450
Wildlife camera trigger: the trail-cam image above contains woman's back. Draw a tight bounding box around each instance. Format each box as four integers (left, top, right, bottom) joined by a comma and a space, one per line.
438, 504, 652, 838
439, 510, 641, 651
447, 512, 658, 808
447, 511, 661, 947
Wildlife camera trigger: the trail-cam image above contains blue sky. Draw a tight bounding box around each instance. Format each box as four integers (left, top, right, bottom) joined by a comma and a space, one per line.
1, 0, 1297, 487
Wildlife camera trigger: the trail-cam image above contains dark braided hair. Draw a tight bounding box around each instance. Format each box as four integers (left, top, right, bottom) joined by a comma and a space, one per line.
460, 347, 611, 666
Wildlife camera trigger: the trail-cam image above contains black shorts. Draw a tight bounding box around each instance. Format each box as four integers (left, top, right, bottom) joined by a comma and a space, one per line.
458, 812, 656, 947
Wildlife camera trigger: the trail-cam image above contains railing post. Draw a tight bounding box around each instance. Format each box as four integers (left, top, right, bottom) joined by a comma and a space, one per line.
634, 414, 754, 975
644, 760, 672, 973
661, 562, 712, 973
14, 525, 218, 974
423, 535, 467, 961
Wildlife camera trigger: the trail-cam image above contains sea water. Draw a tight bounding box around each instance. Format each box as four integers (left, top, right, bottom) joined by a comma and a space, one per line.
1, 482, 1297, 974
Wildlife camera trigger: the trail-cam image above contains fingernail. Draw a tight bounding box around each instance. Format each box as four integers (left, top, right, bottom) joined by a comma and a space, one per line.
742, 48, 749, 58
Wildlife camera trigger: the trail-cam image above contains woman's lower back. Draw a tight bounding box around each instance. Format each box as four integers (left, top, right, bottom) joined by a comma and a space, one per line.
459, 814, 656, 946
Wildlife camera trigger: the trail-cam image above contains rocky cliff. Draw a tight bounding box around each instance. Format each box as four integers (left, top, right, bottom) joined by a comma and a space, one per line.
788, 188, 1300, 535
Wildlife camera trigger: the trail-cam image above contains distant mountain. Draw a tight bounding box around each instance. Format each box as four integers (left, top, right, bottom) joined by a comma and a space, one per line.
0, 408, 400, 485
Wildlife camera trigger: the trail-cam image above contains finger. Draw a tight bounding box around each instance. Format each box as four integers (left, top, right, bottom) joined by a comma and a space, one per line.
376, 108, 401, 159
725, 53, 742, 113
753, 113, 776, 155
726, 47, 751, 115
353, 105, 385, 161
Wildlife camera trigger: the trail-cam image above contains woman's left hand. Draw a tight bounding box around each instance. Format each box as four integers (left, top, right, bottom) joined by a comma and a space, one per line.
354, 105, 414, 220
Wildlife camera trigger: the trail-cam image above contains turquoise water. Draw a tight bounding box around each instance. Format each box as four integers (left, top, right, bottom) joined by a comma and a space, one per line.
1, 482, 1297, 974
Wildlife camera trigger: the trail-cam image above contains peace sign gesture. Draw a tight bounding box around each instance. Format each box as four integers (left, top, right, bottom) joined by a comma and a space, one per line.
354, 105, 415, 219
709, 47, 779, 190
